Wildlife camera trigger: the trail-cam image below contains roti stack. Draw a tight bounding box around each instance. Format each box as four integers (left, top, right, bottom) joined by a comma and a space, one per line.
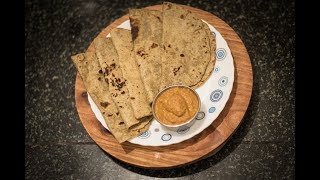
71, 53, 151, 143
159, 2, 213, 89
71, 2, 216, 143
192, 22, 216, 88
93, 37, 151, 131
129, 9, 163, 103
110, 28, 153, 119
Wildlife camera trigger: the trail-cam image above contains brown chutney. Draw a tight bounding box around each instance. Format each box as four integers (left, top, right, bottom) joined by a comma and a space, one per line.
154, 86, 200, 126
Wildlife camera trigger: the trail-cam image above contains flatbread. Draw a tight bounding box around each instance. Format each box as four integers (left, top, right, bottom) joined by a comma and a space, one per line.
160, 2, 211, 89
110, 28, 152, 119
192, 23, 216, 88
71, 52, 150, 143
129, 8, 163, 103
93, 37, 151, 130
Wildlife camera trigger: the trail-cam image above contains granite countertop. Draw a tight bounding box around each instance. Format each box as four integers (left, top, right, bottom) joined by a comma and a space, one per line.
25, 0, 295, 179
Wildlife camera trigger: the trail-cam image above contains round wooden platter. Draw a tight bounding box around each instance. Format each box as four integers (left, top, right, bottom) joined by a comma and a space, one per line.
75, 5, 253, 168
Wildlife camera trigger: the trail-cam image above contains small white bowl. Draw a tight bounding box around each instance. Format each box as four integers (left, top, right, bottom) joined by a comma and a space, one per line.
152, 85, 201, 131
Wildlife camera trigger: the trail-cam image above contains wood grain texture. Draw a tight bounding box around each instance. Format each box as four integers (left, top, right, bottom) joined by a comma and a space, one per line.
75, 4, 253, 168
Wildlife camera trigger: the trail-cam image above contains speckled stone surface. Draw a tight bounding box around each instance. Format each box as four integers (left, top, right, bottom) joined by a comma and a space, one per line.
25, 0, 295, 179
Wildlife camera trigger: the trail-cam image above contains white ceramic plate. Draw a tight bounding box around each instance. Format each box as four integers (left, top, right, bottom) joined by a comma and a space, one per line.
88, 19, 234, 146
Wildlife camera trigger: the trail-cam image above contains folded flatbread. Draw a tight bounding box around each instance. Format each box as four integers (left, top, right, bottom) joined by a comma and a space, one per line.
160, 2, 211, 89
110, 28, 152, 119
71, 52, 150, 143
93, 37, 151, 130
192, 23, 216, 88
129, 8, 163, 103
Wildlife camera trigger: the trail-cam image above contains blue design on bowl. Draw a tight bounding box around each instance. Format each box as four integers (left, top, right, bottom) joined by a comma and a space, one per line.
216, 48, 227, 61
138, 130, 151, 139
218, 76, 228, 87
161, 134, 172, 141
212, 31, 216, 37
177, 127, 190, 134
209, 107, 216, 113
214, 66, 220, 73
210, 90, 223, 102
195, 111, 205, 120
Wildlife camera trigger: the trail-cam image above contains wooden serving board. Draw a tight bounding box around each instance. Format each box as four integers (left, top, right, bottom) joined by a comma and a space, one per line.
75, 5, 252, 168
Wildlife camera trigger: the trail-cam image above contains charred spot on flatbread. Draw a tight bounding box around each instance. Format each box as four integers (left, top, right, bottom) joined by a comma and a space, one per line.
130, 18, 139, 41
